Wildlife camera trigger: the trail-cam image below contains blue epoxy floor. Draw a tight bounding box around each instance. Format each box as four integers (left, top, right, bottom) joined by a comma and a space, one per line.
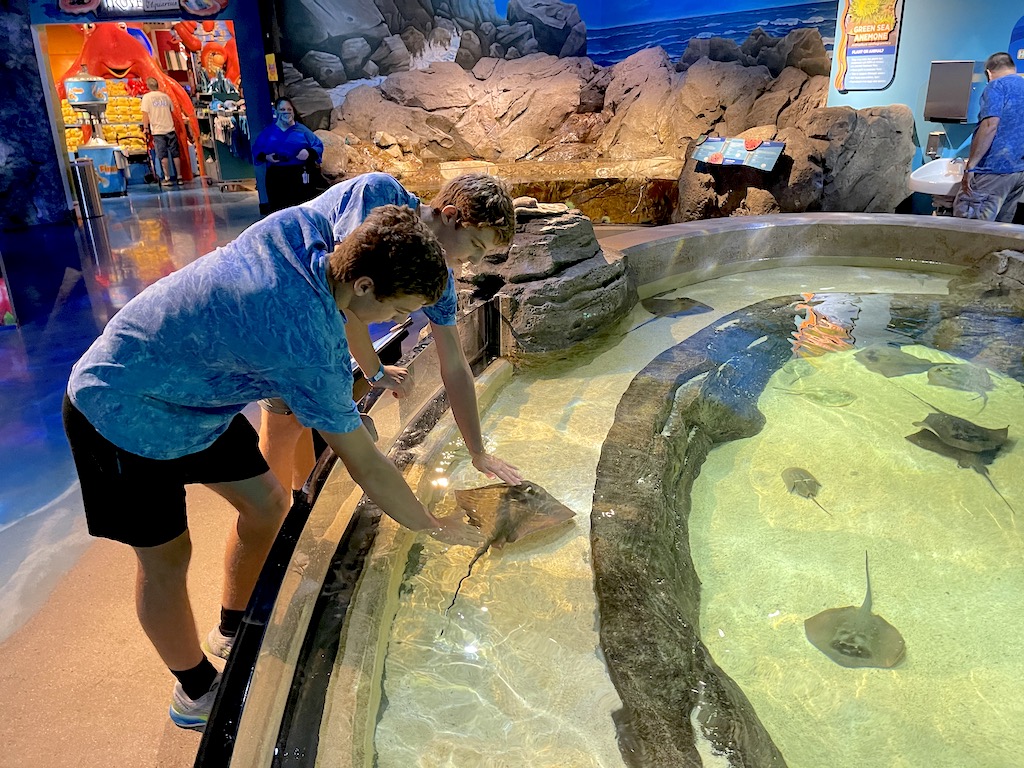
0, 185, 261, 531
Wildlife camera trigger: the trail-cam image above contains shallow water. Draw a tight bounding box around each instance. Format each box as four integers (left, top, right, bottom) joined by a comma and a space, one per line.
691, 343, 1024, 768
353, 264, 968, 766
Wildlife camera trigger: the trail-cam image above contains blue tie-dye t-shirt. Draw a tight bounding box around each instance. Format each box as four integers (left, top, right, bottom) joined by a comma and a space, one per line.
68, 208, 363, 460
975, 74, 1024, 175
302, 172, 458, 326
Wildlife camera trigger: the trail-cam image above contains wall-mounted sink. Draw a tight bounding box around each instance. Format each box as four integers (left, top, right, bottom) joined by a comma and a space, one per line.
909, 158, 963, 196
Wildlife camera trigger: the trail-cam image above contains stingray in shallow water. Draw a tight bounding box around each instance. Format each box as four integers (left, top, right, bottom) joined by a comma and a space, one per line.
774, 386, 857, 407
903, 389, 1009, 453
626, 296, 713, 333
905, 429, 1015, 514
805, 552, 906, 669
440, 481, 576, 634
927, 363, 995, 410
782, 467, 832, 516
854, 346, 936, 377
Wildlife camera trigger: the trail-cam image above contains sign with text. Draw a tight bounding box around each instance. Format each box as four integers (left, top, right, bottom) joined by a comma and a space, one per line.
692, 137, 785, 171
833, 0, 906, 92
61, 0, 228, 15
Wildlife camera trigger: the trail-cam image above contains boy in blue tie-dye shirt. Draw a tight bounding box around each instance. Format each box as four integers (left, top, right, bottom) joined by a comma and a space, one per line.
63, 204, 483, 731
258, 172, 523, 496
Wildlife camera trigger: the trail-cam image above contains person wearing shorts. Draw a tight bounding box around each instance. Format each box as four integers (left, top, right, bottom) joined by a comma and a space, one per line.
141, 77, 182, 187
63, 204, 483, 731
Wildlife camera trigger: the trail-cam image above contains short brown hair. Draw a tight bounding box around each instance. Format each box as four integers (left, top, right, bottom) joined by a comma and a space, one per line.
429, 172, 516, 247
330, 205, 447, 304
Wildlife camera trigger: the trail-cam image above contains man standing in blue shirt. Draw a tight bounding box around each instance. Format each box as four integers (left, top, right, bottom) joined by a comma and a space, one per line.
63, 205, 483, 730
956, 52, 1024, 222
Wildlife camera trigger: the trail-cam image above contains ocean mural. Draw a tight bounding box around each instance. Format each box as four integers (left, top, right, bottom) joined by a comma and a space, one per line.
586, 2, 839, 67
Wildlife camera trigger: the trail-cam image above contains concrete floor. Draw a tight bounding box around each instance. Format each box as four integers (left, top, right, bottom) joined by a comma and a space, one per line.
0, 186, 261, 767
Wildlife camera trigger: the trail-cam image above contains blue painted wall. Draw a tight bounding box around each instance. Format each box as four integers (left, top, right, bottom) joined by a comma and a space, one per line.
828, 1, 1024, 162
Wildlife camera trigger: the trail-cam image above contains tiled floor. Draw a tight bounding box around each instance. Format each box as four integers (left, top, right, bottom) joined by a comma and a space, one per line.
0, 183, 261, 641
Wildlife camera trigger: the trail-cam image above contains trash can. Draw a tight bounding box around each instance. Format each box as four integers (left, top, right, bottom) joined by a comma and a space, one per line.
70, 157, 103, 219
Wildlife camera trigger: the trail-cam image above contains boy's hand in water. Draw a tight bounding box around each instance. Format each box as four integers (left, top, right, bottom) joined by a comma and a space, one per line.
471, 451, 523, 486
427, 515, 485, 547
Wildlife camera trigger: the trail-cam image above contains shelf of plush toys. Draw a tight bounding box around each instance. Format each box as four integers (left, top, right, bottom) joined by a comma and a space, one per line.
61, 78, 146, 154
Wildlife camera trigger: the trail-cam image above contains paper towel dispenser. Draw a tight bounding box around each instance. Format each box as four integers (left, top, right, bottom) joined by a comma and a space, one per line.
924, 60, 984, 123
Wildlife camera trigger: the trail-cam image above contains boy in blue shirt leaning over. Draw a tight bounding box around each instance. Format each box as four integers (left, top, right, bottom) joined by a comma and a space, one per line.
258, 172, 523, 501
63, 205, 483, 731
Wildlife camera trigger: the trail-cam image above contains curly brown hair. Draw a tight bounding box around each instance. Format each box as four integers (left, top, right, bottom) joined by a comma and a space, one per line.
429, 172, 516, 247
329, 205, 447, 304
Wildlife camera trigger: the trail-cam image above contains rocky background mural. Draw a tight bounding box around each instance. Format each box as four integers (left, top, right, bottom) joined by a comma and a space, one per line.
273, 0, 915, 223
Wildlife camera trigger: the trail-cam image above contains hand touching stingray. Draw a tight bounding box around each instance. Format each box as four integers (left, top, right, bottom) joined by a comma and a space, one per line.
439, 481, 576, 635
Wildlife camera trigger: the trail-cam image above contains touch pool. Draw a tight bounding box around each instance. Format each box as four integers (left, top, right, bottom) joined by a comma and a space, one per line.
307, 260, 1019, 768
202, 215, 1024, 768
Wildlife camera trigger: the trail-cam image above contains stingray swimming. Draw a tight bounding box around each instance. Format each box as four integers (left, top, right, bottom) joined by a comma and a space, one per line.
805, 552, 906, 669
782, 467, 832, 515
854, 346, 936, 377
625, 295, 714, 333
927, 363, 995, 410
440, 481, 576, 635
905, 429, 1015, 515
903, 389, 1010, 453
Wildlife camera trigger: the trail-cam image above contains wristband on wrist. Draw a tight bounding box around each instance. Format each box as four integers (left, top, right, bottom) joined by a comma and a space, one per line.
368, 362, 386, 383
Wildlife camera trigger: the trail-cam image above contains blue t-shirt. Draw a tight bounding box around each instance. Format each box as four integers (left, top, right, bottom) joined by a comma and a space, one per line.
68, 208, 363, 459
252, 123, 325, 167
976, 74, 1024, 175
302, 173, 457, 326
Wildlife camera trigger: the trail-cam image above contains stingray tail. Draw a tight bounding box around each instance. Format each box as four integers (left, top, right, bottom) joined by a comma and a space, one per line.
813, 498, 833, 517
439, 546, 488, 637
984, 474, 1016, 515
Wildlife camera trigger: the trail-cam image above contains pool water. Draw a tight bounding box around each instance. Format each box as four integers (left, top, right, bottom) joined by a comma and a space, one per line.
327, 263, 1020, 767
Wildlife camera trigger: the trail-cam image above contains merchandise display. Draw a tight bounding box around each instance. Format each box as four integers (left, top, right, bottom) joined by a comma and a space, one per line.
62, 79, 146, 155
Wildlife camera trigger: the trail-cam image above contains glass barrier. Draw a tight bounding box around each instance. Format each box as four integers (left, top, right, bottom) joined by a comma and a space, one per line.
198, 299, 508, 767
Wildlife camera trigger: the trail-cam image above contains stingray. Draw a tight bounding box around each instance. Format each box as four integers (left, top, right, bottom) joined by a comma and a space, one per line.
804, 552, 906, 669
626, 296, 713, 333
782, 467, 832, 516
440, 481, 576, 634
774, 387, 857, 407
906, 429, 1015, 515
927, 363, 994, 410
854, 346, 936, 377
903, 389, 1009, 453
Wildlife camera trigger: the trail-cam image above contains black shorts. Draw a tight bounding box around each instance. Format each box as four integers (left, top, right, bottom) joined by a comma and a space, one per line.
62, 394, 269, 547
153, 131, 180, 160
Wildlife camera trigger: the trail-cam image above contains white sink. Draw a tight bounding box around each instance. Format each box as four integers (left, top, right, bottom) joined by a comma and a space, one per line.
909, 158, 963, 196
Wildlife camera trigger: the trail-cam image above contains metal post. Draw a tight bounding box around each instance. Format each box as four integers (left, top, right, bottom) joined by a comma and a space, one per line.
70, 158, 104, 219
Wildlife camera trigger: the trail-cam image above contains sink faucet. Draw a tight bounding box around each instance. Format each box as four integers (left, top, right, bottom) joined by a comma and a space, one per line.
950, 157, 966, 176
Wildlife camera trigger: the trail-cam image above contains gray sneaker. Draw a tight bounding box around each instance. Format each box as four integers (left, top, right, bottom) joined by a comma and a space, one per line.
169, 673, 221, 730
203, 626, 235, 660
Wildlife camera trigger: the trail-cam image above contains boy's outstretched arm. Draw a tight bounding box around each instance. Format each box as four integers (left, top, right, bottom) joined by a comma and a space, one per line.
432, 323, 523, 486
321, 424, 483, 546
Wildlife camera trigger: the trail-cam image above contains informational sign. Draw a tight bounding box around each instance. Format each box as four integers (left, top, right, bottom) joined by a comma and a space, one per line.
1010, 15, 1024, 74
833, 0, 906, 92
692, 137, 786, 171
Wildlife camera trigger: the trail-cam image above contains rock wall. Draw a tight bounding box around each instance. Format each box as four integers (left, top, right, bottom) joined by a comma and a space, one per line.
314, 27, 914, 219
0, 0, 71, 229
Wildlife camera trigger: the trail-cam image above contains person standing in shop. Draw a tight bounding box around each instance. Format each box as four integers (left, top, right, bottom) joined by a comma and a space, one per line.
141, 77, 184, 188
955, 52, 1024, 222
252, 97, 324, 212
